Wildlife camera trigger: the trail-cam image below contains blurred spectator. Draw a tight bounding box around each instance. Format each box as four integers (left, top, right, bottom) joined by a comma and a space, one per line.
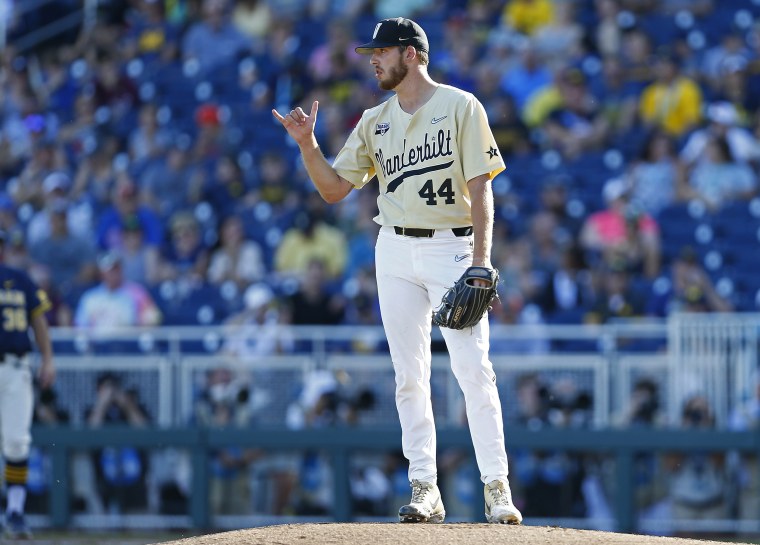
285, 368, 378, 514
532, 1, 583, 65
0, 192, 17, 232
232, 0, 273, 48
57, 92, 100, 163
542, 67, 610, 158
96, 176, 164, 252
533, 243, 595, 322
140, 142, 203, 220
26, 171, 93, 247
92, 53, 140, 134
28, 197, 98, 298
193, 367, 259, 515
536, 174, 583, 240
128, 103, 173, 168
307, 19, 362, 85
594, 0, 623, 58
502, 0, 555, 37
222, 283, 294, 357
700, 31, 753, 93
509, 373, 587, 519
74, 252, 162, 331
182, 0, 251, 75
85, 373, 151, 514
207, 214, 266, 289
525, 211, 565, 286
372, 0, 435, 20
680, 102, 760, 168
203, 154, 252, 220
191, 103, 235, 164
155, 210, 210, 285
283, 258, 345, 326
616, 377, 671, 528
254, 150, 301, 213
488, 93, 533, 158
627, 131, 680, 217
119, 214, 161, 286
618, 377, 666, 428
681, 134, 757, 212
712, 61, 760, 130
619, 29, 655, 96
647, 246, 733, 317
639, 51, 703, 138
274, 199, 348, 281
584, 261, 647, 324
667, 394, 730, 523
12, 139, 68, 208
70, 137, 120, 218
500, 41, 552, 116
122, 0, 180, 64
592, 56, 639, 138
3, 227, 31, 269
579, 178, 662, 278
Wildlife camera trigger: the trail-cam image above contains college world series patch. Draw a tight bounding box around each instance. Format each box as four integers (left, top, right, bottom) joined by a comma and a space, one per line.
375, 122, 390, 135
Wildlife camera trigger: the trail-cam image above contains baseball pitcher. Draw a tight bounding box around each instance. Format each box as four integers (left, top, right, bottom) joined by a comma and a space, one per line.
273, 17, 522, 525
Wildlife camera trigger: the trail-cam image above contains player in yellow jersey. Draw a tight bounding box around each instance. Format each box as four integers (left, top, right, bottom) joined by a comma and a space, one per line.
273, 17, 522, 525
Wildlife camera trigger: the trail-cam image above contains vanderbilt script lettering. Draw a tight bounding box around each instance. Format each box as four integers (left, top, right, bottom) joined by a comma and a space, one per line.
375, 130, 453, 178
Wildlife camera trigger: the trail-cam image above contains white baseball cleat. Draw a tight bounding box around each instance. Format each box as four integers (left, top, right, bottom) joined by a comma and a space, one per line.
484, 479, 522, 524
398, 479, 446, 523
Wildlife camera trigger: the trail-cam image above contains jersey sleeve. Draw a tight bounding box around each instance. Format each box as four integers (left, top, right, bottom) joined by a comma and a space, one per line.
332, 114, 376, 189
21, 275, 51, 319
459, 96, 506, 182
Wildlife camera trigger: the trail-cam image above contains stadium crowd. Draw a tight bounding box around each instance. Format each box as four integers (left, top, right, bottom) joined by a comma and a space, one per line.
4, 0, 760, 528
2, 0, 760, 333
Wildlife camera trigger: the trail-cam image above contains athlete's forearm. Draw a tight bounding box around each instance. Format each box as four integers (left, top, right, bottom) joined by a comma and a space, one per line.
31, 313, 53, 367
468, 175, 494, 267
300, 141, 353, 204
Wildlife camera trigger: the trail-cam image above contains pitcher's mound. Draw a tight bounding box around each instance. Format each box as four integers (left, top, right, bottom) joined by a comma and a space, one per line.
150, 522, 755, 545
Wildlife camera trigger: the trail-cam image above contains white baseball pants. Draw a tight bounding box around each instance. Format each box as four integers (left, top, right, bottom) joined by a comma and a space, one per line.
375, 226, 510, 485
0, 358, 33, 460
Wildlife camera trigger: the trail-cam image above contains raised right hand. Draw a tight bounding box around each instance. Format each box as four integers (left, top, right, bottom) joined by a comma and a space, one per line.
272, 100, 319, 148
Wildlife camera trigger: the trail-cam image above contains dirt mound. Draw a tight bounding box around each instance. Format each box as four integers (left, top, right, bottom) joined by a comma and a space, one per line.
149, 523, 754, 545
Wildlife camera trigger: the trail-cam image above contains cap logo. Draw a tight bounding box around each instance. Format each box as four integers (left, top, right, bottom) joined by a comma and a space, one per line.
373, 23, 382, 39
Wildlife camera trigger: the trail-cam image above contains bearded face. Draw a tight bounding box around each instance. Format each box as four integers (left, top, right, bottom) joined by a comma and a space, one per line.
378, 51, 409, 91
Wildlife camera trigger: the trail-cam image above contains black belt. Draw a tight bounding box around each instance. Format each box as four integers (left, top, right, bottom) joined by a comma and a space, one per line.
0, 353, 26, 364
393, 226, 473, 238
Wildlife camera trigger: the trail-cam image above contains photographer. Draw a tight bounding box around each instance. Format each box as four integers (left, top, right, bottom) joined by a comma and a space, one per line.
84, 373, 150, 514
285, 370, 379, 515
667, 395, 730, 525
193, 367, 259, 515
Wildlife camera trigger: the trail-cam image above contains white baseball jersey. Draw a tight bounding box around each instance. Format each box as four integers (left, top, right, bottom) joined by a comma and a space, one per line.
333, 84, 505, 229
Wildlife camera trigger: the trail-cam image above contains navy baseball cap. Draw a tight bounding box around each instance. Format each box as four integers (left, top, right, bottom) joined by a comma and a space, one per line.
355, 17, 429, 55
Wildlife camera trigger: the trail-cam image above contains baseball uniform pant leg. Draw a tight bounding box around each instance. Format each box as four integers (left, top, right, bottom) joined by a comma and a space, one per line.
0, 364, 33, 461
376, 229, 437, 484
439, 321, 510, 484
418, 233, 510, 485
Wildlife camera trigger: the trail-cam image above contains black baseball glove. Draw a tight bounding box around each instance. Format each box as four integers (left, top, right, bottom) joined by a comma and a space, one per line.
432, 266, 499, 330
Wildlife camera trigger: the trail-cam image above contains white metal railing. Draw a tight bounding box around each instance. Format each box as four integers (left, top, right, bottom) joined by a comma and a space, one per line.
42, 314, 760, 430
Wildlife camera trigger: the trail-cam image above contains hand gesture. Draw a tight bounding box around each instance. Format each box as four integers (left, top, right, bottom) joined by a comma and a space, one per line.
272, 101, 319, 148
